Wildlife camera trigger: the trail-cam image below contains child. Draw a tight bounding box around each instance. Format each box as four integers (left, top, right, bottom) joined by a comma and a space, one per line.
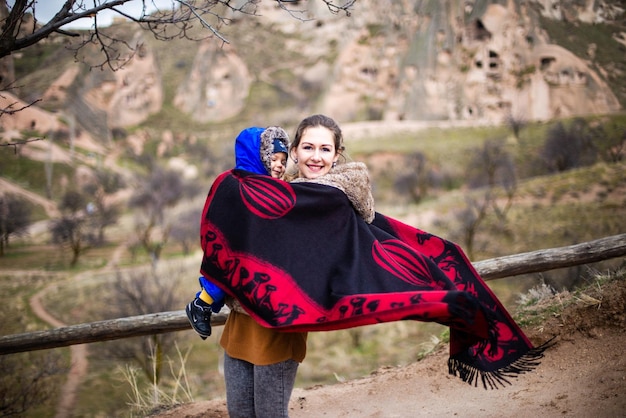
185, 126, 289, 339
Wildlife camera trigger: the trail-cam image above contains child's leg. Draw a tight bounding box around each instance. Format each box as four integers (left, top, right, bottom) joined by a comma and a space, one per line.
186, 277, 225, 339
197, 276, 225, 310
224, 353, 255, 418
253, 359, 299, 418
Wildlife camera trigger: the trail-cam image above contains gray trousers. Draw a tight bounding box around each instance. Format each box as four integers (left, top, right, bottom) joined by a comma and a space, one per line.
224, 353, 299, 418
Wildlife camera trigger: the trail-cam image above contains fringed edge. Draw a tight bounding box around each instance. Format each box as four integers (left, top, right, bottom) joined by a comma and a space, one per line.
448, 336, 557, 390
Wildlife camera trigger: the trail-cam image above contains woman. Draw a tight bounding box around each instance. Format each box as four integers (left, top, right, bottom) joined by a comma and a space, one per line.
199, 115, 545, 411
234, 115, 376, 417
206, 116, 376, 417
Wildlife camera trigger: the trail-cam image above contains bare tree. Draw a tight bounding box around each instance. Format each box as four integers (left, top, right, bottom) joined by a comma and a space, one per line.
101, 266, 187, 384
129, 166, 186, 266
393, 151, 432, 203
49, 189, 97, 266
82, 168, 124, 244
0, 0, 355, 70
0, 137, 44, 150
168, 204, 201, 255
504, 112, 526, 141
588, 119, 626, 163
0, 352, 68, 416
60, 189, 86, 213
0, 332, 67, 416
455, 195, 490, 260
0, 193, 32, 256
541, 119, 597, 173
49, 215, 90, 266
455, 138, 517, 259
466, 137, 517, 222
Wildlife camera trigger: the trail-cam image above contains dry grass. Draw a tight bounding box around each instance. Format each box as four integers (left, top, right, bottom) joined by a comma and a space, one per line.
123, 343, 195, 416
514, 266, 626, 330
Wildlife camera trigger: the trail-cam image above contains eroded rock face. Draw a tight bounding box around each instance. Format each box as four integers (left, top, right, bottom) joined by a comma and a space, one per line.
31, 31, 166, 138
318, 1, 621, 123
1, 0, 623, 140
173, 42, 251, 123
105, 33, 163, 128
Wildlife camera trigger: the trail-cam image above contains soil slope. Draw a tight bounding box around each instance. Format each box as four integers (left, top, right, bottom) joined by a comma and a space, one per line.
151, 278, 626, 418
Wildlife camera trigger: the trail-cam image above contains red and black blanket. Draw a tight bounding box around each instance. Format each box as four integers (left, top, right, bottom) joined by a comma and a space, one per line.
200, 169, 547, 389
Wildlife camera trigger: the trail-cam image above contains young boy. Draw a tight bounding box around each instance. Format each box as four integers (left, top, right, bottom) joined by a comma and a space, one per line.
185, 126, 289, 339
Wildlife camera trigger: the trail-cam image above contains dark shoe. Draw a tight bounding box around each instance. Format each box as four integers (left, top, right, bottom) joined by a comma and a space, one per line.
186, 298, 213, 340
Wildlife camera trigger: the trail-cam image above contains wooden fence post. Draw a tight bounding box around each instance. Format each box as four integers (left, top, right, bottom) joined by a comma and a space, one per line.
0, 233, 624, 355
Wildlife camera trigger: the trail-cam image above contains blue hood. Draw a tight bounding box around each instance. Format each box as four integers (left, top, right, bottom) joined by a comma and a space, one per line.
234, 127, 267, 175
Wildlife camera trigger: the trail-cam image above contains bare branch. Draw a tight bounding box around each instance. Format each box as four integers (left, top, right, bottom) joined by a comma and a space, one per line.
1, 0, 358, 66
177, 0, 230, 44
320, 0, 356, 16
0, 97, 42, 116
83, 23, 139, 71
0, 137, 45, 154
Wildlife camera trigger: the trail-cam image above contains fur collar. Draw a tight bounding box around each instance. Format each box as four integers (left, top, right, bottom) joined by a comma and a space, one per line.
291, 162, 375, 223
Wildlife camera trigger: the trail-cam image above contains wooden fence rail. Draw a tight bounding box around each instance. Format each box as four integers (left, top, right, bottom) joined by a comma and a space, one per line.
1, 233, 624, 355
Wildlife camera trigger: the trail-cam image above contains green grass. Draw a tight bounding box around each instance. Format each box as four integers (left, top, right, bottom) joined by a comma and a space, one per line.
13, 43, 71, 99
0, 241, 121, 271
0, 272, 70, 417
34, 260, 226, 415
414, 162, 626, 258
350, 124, 511, 157
0, 147, 76, 202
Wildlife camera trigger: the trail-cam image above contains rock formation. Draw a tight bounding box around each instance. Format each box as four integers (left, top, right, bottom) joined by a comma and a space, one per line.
1, 0, 623, 142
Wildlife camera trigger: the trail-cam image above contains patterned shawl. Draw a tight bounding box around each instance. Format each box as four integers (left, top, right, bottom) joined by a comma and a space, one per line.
200, 169, 547, 388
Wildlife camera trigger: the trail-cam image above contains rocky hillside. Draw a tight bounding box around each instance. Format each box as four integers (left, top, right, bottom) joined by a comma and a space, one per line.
1, 0, 625, 144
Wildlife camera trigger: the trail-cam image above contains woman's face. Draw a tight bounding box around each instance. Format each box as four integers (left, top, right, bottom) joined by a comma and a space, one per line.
292, 126, 338, 179
270, 152, 287, 179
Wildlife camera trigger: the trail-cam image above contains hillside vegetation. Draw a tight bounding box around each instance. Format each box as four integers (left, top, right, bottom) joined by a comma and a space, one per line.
1, 1, 626, 415
1, 114, 625, 416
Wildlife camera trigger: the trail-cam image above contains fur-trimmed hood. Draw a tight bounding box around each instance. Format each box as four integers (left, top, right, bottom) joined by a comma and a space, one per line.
234, 126, 290, 176
260, 126, 289, 175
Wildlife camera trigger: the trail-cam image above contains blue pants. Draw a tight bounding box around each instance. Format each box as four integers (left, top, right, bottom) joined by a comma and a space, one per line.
224, 353, 299, 418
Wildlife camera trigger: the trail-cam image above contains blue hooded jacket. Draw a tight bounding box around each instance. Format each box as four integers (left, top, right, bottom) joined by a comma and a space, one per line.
234, 127, 267, 175
196, 126, 267, 309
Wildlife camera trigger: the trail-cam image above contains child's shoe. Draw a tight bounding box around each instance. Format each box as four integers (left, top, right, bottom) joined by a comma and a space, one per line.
185, 298, 213, 340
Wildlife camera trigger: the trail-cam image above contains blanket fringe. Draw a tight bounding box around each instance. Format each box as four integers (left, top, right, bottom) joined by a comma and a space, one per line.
448, 337, 556, 390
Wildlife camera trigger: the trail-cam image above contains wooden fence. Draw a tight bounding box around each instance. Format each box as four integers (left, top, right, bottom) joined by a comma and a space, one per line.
1, 233, 624, 355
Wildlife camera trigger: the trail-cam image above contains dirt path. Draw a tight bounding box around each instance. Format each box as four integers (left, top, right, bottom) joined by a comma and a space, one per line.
30, 281, 88, 418
0, 177, 60, 218
152, 278, 626, 418
153, 333, 626, 418
26, 242, 195, 417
